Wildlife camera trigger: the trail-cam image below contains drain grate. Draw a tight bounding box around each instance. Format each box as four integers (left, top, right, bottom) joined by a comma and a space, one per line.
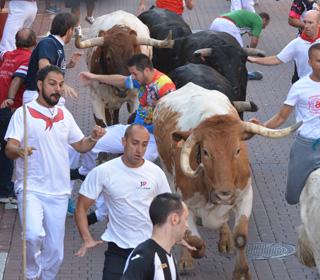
246, 242, 296, 260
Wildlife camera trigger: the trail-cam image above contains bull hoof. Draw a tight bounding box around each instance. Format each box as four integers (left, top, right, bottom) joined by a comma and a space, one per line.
179, 256, 194, 272
232, 270, 251, 280
185, 231, 206, 258
218, 236, 235, 254
234, 234, 247, 249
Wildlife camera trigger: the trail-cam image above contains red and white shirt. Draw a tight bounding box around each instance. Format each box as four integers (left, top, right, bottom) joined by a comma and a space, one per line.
156, 0, 184, 15
5, 100, 84, 195
0, 48, 31, 108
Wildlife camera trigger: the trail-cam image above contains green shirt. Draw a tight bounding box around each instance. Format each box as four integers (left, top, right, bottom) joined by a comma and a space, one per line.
222, 10, 263, 37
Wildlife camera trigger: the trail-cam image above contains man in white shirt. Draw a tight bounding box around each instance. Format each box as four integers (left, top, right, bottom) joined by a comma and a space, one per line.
4, 65, 105, 280
250, 43, 320, 205
248, 10, 320, 81
75, 124, 172, 280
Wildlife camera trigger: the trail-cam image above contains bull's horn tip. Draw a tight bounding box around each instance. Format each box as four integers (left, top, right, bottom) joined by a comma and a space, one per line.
292, 121, 303, 131
249, 101, 258, 112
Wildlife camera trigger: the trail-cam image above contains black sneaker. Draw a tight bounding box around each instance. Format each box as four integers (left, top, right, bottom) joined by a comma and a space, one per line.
248, 71, 263, 80
70, 168, 86, 181
87, 212, 98, 226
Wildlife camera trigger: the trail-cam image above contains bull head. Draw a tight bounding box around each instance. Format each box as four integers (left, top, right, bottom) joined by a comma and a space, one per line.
172, 119, 302, 178
75, 28, 174, 49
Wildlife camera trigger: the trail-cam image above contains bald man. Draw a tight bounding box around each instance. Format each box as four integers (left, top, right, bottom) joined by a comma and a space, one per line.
248, 10, 320, 81
75, 124, 171, 280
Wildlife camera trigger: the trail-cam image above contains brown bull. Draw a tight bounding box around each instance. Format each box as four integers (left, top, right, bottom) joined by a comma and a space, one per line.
153, 83, 301, 279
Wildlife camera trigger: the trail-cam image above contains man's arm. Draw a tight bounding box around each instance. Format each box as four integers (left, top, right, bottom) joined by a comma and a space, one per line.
5, 138, 35, 160
264, 104, 294, 128
137, 0, 146, 14
75, 194, 103, 257
247, 55, 283, 65
71, 125, 105, 153
79, 72, 127, 88
185, 0, 194, 10
38, 58, 51, 70
250, 36, 259, 48
0, 76, 24, 108
288, 16, 305, 29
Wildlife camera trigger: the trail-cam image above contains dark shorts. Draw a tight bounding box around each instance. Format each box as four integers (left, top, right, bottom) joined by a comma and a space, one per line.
286, 134, 320, 204
102, 242, 133, 280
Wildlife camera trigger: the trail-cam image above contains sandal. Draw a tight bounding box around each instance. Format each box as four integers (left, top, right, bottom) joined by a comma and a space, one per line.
85, 16, 95, 24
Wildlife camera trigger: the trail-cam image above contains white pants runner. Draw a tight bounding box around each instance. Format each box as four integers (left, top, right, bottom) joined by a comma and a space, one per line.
17, 191, 68, 280
230, 0, 255, 12
210, 17, 243, 47
0, 0, 37, 52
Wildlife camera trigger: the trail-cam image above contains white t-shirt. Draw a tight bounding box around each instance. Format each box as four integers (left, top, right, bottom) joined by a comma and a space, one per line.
79, 157, 171, 249
277, 36, 320, 78
285, 75, 320, 139
5, 100, 84, 195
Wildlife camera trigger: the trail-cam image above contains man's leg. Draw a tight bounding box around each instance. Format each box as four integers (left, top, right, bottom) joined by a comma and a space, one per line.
22, 1, 38, 28
17, 192, 45, 279
0, 108, 14, 200
40, 193, 68, 280
230, 0, 242, 11
102, 243, 133, 280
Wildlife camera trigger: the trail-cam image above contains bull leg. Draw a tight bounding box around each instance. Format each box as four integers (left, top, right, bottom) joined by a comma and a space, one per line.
179, 212, 206, 272
104, 109, 113, 126
113, 109, 120, 125
218, 222, 234, 254
232, 185, 253, 280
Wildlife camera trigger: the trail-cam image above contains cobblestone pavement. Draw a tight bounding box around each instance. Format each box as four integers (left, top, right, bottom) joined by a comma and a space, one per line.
1, 0, 320, 279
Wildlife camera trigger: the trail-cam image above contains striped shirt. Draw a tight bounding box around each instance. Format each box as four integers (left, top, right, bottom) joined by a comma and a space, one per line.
0, 48, 31, 108
122, 239, 179, 280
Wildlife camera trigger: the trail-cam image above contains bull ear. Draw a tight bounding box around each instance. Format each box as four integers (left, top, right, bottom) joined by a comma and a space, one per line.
172, 131, 191, 148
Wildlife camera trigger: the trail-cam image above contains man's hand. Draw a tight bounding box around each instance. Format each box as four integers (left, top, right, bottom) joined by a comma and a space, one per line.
0, 98, 14, 109
90, 125, 106, 142
16, 147, 36, 158
79, 72, 96, 85
178, 239, 197, 251
137, 3, 146, 15
62, 84, 78, 99
67, 52, 83, 69
75, 239, 103, 257
247, 56, 257, 63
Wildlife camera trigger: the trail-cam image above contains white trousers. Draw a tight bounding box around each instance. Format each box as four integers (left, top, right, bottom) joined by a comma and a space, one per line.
17, 191, 68, 280
79, 124, 159, 175
230, 0, 255, 12
210, 18, 244, 47
0, 0, 38, 52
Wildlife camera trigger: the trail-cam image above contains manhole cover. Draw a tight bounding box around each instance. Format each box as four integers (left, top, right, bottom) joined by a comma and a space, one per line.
246, 242, 296, 260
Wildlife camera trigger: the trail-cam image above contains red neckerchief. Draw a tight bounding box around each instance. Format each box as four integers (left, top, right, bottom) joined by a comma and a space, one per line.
300, 28, 320, 43
28, 107, 64, 130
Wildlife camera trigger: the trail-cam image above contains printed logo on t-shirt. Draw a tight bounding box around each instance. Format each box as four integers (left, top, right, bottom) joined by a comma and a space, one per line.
137, 181, 150, 190
28, 107, 64, 130
308, 95, 320, 115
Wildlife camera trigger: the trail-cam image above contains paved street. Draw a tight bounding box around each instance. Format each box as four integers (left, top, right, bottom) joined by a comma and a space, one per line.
0, 0, 320, 279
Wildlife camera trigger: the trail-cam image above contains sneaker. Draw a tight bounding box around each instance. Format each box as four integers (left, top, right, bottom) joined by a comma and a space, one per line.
70, 168, 86, 181
87, 211, 98, 226
46, 6, 61, 14
0, 197, 10, 204
67, 198, 75, 216
248, 71, 263, 80
85, 16, 95, 24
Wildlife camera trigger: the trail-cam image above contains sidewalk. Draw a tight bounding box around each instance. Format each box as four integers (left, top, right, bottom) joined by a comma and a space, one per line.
1, 0, 320, 279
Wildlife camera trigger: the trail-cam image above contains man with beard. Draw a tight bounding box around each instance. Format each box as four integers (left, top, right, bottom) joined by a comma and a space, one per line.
4, 65, 105, 280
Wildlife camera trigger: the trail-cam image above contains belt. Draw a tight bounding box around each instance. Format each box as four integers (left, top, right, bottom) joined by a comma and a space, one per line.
220, 16, 236, 25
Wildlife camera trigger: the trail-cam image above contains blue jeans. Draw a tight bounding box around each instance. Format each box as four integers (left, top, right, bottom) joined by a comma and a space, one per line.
0, 108, 14, 197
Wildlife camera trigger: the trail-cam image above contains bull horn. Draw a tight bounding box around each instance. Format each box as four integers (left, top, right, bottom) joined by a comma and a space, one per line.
232, 101, 258, 113
136, 31, 174, 48
242, 121, 302, 138
193, 48, 212, 57
75, 33, 104, 49
243, 47, 266, 57
180, 134, 204, 178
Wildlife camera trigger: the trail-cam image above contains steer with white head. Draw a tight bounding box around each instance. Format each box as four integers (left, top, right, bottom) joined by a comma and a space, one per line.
153, 83, 301, 279
75, 10, 173, 126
